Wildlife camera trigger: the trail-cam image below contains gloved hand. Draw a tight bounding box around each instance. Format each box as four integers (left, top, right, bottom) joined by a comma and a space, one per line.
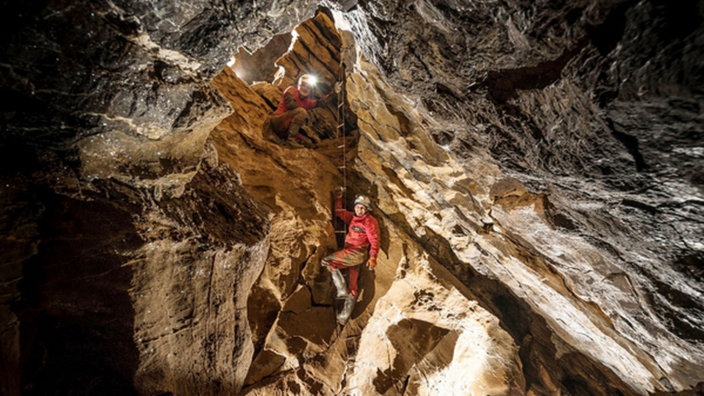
334, 186, 345, 199
334, 81, 343, 94
367, 256, 377, 270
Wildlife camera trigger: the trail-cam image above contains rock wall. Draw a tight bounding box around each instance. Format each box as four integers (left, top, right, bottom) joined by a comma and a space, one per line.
357, 1, 703, 392
1, 0, 702, 395
1, 0, 303, 394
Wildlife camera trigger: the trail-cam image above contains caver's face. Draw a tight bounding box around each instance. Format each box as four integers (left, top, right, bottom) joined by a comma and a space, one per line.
298, 82, 311, 97
354, 204, 367, 217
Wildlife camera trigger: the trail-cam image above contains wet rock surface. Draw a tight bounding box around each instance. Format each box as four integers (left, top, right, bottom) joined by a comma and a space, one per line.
1, 0, 703, 395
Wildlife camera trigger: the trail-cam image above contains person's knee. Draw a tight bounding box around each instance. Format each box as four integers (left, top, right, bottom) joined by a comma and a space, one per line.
291, 107, 308, 122
269, 116, 286, 137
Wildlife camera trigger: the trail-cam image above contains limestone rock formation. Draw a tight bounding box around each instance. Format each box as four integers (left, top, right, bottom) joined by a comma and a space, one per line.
1, 1, 702, 395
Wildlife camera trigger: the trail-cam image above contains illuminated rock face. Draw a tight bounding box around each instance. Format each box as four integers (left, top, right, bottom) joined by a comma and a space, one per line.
1, 1, 703, 395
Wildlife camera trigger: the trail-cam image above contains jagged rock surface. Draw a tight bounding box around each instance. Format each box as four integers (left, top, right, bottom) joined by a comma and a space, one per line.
1, 1, 702, 395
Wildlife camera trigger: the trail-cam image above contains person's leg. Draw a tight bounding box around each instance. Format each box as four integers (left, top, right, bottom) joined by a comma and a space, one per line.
269, 114, 289, 141
321, 248, 367, 296
338, 292, 355, 325
336, 249, 367, 296
337, 251, 366, 324
322, 252, 349, 297
263, 116, 284, 145
286, 108, 309, 146
295, 133, 316, 148
299, 124, 321, 145
347, 266, 360, 297
287, 108, 308, 138
269, 108, 308, 146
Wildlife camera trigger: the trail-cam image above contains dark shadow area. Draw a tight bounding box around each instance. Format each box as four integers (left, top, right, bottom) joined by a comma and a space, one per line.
488, 291, 637, 396
485, 37, 589, 103
352, 260, 376, 317
607, 119, 648, 171
585, 1, 634, 56
651, 0, 702, 42
14, 191, 142, 395
373, 318, 449, 394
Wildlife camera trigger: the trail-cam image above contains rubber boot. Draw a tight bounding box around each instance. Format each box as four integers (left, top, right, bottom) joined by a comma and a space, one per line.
337, 294, 356, 325
330, 269, 348, 298
287, 116, 306, 148
292, 133, 314, 148
287, 134, 304, 148
301, 126, 321, 145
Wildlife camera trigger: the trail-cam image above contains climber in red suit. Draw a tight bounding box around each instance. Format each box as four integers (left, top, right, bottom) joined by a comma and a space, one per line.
322, 188, 380, 299
268, 73, 335, 147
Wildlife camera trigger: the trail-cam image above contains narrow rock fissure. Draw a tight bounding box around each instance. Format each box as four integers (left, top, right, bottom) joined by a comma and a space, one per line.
607, 118, 648, 171
486, 37, 590, 103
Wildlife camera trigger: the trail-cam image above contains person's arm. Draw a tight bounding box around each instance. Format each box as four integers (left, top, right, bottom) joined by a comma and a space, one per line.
283, 87, 299, 110
320, 91, 335, 103
334, 197, 353, 224
315, 82, 341, 107
333, 187, 353, 224
366, 216, 380, 269
316, 90, 337, 107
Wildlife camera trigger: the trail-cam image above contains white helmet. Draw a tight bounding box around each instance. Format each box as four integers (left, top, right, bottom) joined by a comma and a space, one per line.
298, 73, 317, 87
354, 195, 372, 210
